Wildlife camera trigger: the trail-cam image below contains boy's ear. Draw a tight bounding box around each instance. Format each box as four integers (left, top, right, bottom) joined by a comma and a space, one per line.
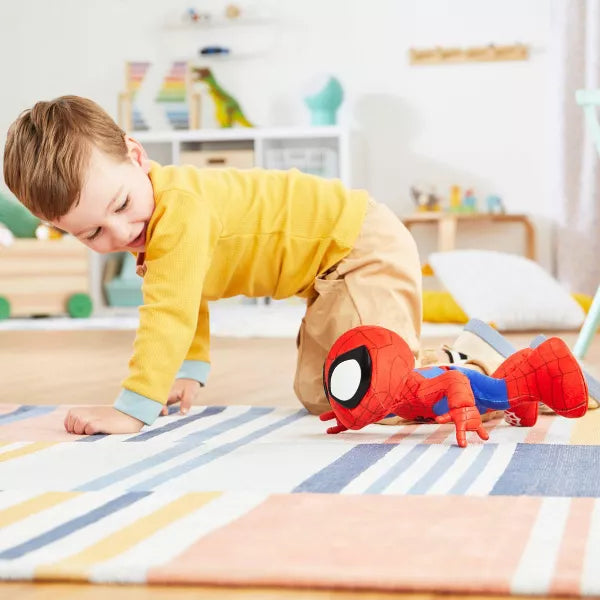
124, 136, 151, 174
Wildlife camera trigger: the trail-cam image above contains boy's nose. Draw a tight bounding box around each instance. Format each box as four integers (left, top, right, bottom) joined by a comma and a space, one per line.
111, 222, 131, 248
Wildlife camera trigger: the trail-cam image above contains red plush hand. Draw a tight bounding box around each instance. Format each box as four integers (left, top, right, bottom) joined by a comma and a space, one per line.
319, 410, 348, 434
435, 405, 489, 447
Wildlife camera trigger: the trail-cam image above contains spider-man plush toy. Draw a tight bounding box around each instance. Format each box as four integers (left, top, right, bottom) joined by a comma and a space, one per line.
320, 325, 588, 447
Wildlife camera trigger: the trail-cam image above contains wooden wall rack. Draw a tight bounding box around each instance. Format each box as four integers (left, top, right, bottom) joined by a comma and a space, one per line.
409, 43, 529, 65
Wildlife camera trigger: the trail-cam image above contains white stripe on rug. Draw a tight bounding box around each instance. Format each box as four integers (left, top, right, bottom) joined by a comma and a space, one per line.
511, 497, 571, 595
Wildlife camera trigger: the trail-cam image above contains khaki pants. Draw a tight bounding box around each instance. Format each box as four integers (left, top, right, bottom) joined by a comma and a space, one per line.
293, 199, 422, 414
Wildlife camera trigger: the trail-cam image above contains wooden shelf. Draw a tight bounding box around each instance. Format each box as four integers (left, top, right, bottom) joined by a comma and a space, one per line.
401, 212, 536, 260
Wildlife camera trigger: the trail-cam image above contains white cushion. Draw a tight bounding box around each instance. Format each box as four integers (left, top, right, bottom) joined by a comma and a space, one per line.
428, 250, 585, 331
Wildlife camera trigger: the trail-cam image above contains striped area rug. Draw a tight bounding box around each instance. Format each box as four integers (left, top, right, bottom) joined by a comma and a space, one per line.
1, 403, 600, 594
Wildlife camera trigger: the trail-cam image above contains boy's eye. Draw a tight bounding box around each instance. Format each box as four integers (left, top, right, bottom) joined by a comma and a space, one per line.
87, 228, 101, 241
115, 197, 130, 213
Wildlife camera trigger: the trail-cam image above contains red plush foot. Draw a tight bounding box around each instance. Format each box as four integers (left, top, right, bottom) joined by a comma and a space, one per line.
527, 337, 588, 418
494, 339, 588, 421
493, 348, 539, 427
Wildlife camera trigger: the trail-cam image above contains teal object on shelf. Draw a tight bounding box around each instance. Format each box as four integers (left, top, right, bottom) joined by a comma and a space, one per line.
105, 253, 143, 307
304, 76, 344, 126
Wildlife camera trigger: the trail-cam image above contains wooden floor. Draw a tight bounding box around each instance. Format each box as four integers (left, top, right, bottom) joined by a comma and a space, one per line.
1, 327, 597, 599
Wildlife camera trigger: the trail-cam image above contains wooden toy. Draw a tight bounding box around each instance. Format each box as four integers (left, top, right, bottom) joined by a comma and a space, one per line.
0, 238, 92, 318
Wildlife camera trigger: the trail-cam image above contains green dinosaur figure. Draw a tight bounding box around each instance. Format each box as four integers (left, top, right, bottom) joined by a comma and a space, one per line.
193, 67, 254, 128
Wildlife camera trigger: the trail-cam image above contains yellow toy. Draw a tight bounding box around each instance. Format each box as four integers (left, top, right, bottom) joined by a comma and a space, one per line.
449, 185, 462, 211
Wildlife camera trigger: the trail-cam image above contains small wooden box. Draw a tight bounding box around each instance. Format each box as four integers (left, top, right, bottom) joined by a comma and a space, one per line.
179, 149, 255, 169
0, 238, 91, 317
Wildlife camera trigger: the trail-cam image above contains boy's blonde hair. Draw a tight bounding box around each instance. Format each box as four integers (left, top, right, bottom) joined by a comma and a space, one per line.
3, 95, 128, 220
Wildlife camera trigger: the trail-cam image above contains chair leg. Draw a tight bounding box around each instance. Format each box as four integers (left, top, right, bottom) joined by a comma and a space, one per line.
573, 285, 600, 359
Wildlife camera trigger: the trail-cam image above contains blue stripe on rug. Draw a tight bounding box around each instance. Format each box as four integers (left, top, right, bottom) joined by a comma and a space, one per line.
76, 407, 275, 491
129, 410, 306, 492
0, 405, 55, 425
365, 445, 430, 494
408, 446, 463, 494
0, 492, 150, 559
180, 406, 273, 444
293, 444, 397, 493
77, 434, 109, 442
491, 444, 600, 497
449, 444, 497, 494
127, 406, 228, 442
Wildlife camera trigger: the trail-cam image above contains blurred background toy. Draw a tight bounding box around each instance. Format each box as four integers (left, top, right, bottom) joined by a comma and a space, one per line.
0, 190, 40, 238
449, 185, 462, 212
303, 75, 344, 125
186, 7, 210, 23
35, 223, 64, 240
462, 188, 478, 212
156, 61, 190, 130
0, 223, 14, 247
486, 194, 505, 213
410, 185, 442, 211
192, 67, 254, 128
225, 4, 241, 19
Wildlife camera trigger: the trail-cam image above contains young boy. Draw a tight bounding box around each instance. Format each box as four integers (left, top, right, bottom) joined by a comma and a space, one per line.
7, 96, 598, 436
3, 95, 427, 435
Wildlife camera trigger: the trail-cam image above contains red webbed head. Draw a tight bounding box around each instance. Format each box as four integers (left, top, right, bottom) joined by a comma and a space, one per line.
322, 325, 415, 430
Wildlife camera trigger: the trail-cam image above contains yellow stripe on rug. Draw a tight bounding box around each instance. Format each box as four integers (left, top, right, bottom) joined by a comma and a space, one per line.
34, 492, 221, 581
0, 492, 80, 528
0, 442, 57, 462
570, 409, 600, 445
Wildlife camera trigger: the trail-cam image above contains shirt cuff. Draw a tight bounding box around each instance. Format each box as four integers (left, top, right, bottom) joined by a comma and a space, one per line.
114, 389, 164, 425
176, 360, 210, 385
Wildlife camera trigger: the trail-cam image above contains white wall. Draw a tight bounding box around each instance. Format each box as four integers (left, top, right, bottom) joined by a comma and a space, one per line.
0, 0, 555, 266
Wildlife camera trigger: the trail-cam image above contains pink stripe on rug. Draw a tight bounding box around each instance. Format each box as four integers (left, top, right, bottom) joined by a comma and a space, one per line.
524, 414, 554, 444
0, 406, 84, 441
549, 497, 596, 596
148, 494, 541, 593
384, 424, 419, 443
423, 424, 453, 444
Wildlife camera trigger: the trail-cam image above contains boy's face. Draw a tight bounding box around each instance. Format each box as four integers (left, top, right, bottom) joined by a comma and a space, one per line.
53, 138, 155, 254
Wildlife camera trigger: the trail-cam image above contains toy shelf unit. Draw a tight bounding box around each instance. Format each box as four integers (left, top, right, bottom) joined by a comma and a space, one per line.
131, 126, 351, 184
91, 126, 354, 313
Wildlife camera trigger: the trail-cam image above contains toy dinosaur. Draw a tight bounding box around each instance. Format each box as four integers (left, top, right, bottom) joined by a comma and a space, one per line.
320, 325, 588, 447
192, 67, 253, 128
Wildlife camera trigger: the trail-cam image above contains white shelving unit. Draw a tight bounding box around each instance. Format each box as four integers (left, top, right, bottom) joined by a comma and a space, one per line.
132, 126, 352, 185
91, 126, 358, 314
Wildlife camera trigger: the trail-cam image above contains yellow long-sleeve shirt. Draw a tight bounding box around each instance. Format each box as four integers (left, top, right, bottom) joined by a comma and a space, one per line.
114, 163, 369, 424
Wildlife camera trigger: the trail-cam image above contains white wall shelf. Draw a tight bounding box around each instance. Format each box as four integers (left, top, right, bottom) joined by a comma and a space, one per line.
164, 17, 276, 31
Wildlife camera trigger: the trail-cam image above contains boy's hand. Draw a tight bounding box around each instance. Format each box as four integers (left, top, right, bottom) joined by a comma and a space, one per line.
64, 406, 144, 435
161, 378, 201, 416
